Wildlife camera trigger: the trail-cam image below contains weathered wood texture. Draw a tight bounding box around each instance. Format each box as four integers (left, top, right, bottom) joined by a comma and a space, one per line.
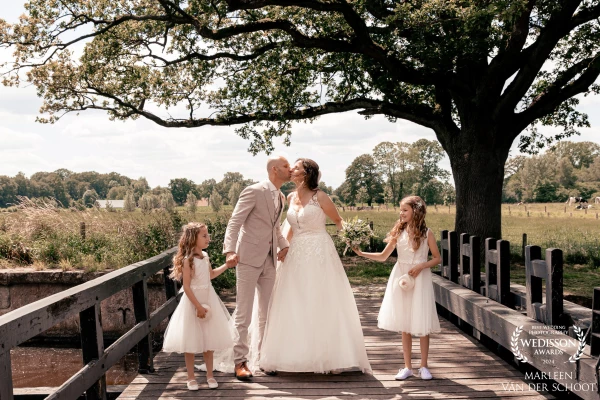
118, 297, 554, 400
525, 246, 564, 327
0, 247, 178, 400
432, 275, 598, 400
484, 238, 512, 308
440, 230, 459, 283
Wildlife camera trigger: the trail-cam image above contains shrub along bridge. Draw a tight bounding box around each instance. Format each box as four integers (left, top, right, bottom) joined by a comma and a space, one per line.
0, 229, 598, 399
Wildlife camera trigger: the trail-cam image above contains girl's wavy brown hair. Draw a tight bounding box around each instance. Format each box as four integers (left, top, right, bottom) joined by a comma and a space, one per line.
170, 222, 206, 281
385, 196, 428, 251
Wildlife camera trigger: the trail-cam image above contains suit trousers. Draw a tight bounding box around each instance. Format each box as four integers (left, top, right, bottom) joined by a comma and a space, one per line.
233, 255, 276, 365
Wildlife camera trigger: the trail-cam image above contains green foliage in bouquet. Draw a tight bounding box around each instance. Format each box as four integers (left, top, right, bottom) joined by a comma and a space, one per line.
339, 217, 375, 256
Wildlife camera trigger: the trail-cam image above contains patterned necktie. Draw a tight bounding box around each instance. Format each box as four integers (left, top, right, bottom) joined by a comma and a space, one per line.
274, 192, 281, 220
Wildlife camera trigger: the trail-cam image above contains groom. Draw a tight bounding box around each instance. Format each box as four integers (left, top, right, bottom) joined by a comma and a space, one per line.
223, 156, 291, 380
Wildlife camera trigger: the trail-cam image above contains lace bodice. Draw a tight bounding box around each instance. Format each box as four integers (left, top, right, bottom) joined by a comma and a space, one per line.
396, 229, 430, 264
286, 191, 327, 236
190, 253, 210, 290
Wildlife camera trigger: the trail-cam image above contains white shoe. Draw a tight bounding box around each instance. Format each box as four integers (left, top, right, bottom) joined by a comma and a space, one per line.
395, 368, 413, 380
207, 377, 218, 389
186, 380, 199, 391
418, 367, 433, 380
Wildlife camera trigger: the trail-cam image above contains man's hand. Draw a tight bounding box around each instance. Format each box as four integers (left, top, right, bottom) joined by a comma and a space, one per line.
277, 247, 289, 262
226, 252, 239, 267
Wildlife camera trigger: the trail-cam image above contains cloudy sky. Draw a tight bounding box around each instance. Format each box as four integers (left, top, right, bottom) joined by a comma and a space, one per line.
1, 3, 599, 190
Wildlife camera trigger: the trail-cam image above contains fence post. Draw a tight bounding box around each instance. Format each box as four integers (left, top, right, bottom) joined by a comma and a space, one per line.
525, 246, 563, 325
446, 231, 459, 283
459, 234, 480, 293
79, 303, 107, 400
133, 276, 154, 373
485, 238, 512, 308
0, 350, 13, 400
522, 234, 527, 261
546, 248, 564, 326
591, 288, 600, 357
525, 245, 543, 322
80, 222, 86, 240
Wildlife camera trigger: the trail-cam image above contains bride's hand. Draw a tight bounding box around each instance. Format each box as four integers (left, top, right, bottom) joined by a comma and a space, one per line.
352, 247, 363, 256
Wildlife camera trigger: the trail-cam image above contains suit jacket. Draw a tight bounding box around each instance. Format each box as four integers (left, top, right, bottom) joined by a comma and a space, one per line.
223, 181, 289, 268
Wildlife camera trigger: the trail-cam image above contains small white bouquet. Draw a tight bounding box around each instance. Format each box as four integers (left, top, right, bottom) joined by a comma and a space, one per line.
339, 216, 375, 256
396, 274, 415, 291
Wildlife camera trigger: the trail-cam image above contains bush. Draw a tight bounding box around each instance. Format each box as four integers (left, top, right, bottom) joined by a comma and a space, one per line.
204, 215, 236, 292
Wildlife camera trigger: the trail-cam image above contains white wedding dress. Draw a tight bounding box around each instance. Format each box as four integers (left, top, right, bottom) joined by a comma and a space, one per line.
259, 192, 372, 373
199, 191, 371, 374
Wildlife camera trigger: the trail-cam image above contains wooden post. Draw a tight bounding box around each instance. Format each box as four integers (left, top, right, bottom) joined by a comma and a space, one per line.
80, 222, 86, 240
544, 206, 547, 213
0, 350, 13, 400
79, 303, 107, 400
525, 245, 543, 322
522, 233, 527, 261
448, 231, 459, 283
133, 277, 154, 373
440, 230, 459, 283
546, 248, 563, 327
596, 213, 598, 220
591, 288, 600, 357
527, 211, 529, 217
485, 239, 512, 308
448, 205, 451, 213
525, 246, 563, 325
369, 221, 374, 252
565, 206, 567, 213
459, 234, 480, 293
163, 265, 177, 301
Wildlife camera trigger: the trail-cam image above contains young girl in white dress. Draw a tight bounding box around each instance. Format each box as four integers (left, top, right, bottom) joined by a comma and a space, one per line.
354, 196, 441, 381
163, 222, 235, 390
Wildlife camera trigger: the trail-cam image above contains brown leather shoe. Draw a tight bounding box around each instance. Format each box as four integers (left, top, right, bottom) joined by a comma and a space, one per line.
235, 362, 253, 381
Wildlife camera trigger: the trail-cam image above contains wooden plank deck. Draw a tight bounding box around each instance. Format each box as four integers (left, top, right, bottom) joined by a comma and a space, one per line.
119, 295, 555, 399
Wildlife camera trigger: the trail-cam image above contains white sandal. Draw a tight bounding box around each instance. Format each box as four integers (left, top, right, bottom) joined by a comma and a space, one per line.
186, 379, 199, 391
207, 377, 218, 389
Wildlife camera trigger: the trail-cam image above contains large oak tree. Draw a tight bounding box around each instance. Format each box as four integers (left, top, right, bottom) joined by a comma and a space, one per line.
2, 0, 600, 240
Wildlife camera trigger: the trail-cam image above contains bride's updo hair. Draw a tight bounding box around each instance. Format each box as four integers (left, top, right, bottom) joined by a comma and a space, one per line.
296, 158, 320, 190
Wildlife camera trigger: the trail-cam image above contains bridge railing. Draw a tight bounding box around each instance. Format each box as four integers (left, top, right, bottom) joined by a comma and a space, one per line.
0, 247, 179, 400
436, 230, 597, 399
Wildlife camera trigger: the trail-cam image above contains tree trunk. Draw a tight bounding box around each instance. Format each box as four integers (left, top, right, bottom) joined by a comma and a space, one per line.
449, 138, 509, 242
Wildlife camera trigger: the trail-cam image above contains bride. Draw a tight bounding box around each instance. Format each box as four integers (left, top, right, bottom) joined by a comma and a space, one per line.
200, 158, 371, 375
259, 158, 371, 374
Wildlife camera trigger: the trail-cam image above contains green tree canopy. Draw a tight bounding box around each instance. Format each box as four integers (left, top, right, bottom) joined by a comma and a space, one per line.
3, 0, 600, 239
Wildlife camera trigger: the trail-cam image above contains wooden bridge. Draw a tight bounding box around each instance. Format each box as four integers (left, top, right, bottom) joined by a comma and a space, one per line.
1, 229, 599, 399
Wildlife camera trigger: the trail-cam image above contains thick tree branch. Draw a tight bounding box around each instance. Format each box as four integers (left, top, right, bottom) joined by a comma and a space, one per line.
482, 0, 536, 98
144, 42, 280, 65
72, 88, 441, 130
494, 0, 584, 117
513, 54, 600, 134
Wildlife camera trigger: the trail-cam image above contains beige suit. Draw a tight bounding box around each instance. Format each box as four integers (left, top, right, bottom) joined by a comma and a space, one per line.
223, 181, 289, 365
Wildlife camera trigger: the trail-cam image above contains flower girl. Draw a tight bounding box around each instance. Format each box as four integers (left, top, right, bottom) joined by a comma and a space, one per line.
354, 196, 441, 380
163, 222, 235, 390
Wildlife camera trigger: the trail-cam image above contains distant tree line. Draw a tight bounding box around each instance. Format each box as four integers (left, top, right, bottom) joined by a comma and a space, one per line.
503, 141, 600, 203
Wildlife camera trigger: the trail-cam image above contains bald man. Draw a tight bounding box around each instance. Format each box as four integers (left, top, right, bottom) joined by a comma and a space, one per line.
223, 156, 292, 380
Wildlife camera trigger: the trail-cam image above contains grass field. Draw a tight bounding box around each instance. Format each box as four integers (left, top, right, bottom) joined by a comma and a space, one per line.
1, 202, 599, 300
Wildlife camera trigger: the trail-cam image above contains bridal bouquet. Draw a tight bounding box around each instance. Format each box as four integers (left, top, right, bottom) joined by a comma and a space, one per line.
339, 216, 375, 256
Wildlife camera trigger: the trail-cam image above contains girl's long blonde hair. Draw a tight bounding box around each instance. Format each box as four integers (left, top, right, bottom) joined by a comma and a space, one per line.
385, 196, 428, 251
170, 222, 206, 281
